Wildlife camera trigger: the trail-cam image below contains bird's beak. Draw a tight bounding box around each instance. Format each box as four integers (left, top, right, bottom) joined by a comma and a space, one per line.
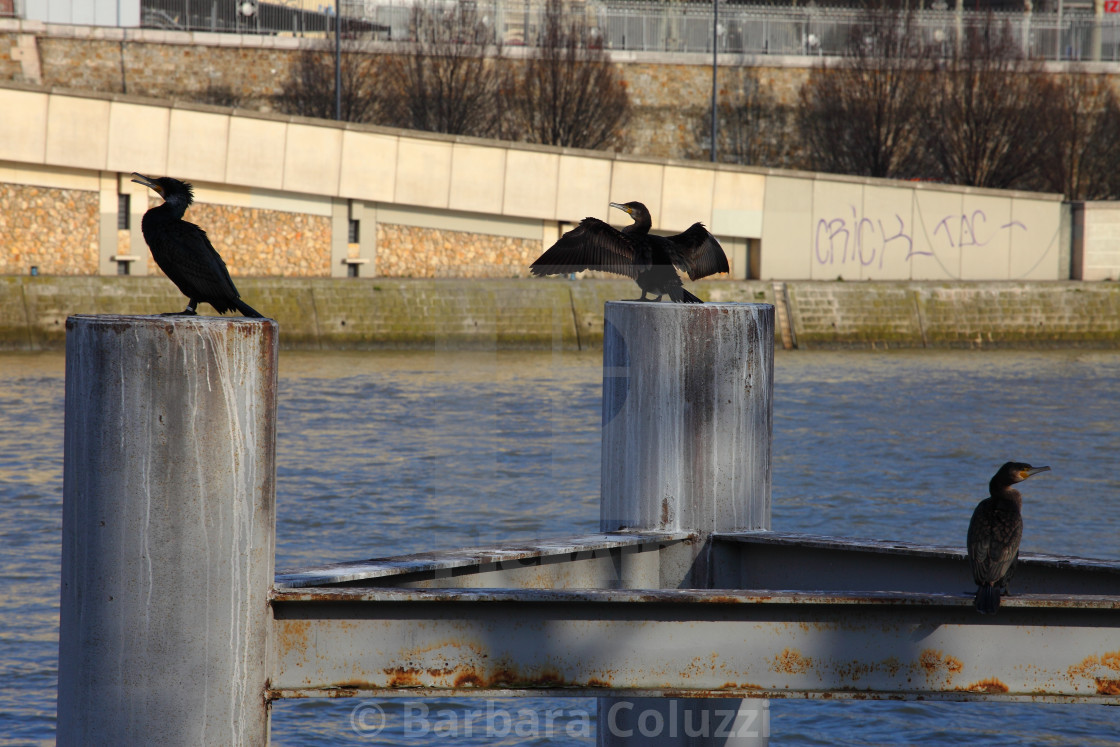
1022, 466, 1051, 479
130, 172, 163, 197
609, 202, 631, 215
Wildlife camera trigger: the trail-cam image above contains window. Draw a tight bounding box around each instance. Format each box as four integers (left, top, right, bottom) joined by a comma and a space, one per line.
117, 194, 130, 230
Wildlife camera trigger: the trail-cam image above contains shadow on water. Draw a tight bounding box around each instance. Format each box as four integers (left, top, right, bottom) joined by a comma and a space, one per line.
1, 348, 1118, 745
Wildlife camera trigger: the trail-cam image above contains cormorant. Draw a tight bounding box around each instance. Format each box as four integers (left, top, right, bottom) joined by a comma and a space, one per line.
966, 461, 1050, 614
131, 172, 263, 318
530, 201, 729, 303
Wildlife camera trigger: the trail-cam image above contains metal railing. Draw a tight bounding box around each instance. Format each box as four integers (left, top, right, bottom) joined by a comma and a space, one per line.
588, 5, 1119, 61
22, 1, 1120, 62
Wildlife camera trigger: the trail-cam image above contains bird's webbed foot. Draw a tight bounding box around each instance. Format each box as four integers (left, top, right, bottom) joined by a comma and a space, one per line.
160, 307, 198, 317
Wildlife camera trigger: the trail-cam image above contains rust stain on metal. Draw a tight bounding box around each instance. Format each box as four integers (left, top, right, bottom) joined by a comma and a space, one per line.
958, 678, 1009, 694
586, 677, 612, 688
833, 660, 876, 682
326, 687, 360, 698
919, 649, 963, 678
718, 681, 763, 690
274, 619, 313, 664
448, 666, 570, 689
453, 671, 486, 688
773, 648, 813, 675
1096, 679, 1120, 696
660, 497, 672, 527
1067, 651, 1120, 695
384, 667, 424, 687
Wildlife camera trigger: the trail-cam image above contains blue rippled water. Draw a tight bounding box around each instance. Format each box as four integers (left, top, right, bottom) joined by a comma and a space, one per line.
1, 348, 1118, 745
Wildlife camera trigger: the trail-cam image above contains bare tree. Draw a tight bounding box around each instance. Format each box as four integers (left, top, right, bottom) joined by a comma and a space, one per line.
693, 67, 790, 167
921, 17, 1060, 189
1037, 70, 1120, 200
378, 3, 512, 138
274, 41, 386, 123
795, 9, 931, 178
514, 0, 630, 149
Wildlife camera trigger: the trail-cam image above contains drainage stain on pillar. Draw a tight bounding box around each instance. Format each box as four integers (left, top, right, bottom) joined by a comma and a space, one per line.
601, 317, 629, 427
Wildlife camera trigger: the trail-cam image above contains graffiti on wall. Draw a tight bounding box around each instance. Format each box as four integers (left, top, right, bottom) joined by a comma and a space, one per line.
813, 204, 1031, 272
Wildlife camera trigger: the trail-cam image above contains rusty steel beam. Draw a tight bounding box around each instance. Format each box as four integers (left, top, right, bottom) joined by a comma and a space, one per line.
275, 532, 691, 589
716, 532, 1120, 595
269, 588, 1120, 703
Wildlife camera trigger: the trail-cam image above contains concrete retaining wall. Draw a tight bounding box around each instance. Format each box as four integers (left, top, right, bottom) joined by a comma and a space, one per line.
2, 275, 1117, 351
780, 281, 1120, 348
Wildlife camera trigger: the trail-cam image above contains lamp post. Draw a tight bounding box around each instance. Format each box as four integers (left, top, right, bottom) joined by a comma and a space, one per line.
711, 0, 718, 162
335, 0, 342, 121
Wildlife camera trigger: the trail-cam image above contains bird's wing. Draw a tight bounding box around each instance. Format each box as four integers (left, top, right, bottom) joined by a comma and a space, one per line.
661, 223, 730, 281
530, 218, 640, 280
966, 499, 1021, 585
153, 222, 241, 306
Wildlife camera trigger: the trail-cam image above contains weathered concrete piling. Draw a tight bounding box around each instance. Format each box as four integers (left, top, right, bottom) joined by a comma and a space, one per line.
58, 315, 277, 746
601, 302, 774, 544
599, 301, 774, 747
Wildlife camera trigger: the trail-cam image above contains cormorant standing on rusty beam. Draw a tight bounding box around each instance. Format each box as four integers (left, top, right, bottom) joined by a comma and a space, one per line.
530, 201, 729, 303
131, 172, 263, 318
967, 461, 1050, 614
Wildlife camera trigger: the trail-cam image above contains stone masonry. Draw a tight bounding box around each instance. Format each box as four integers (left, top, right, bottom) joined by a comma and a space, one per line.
0, 183, 98, 275
171, 201, 332, 277
375, 224, 542, 279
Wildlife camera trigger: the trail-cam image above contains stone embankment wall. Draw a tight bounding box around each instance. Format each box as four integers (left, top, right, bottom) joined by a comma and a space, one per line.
0, 183, 98, 275
776, 281, 1120, 348
375, 225, 540, 278
2, 276, 1117, 351
1, 181, 539, 280
173, 201, 331, 277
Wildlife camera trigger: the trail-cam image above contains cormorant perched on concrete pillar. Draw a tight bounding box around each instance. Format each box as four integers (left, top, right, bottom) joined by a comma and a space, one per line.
131, 172, 263, 318
530, 201, 729, 303
966, 461, 1050, 614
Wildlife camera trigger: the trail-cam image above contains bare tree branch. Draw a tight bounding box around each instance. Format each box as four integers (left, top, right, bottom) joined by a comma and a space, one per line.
1037, 70, 1120, 200
514, 0, 630, 149
274, 40, 387, 123
795, 9, 931, 179
379, 2, 512, 138
692, 67, 790, 167
921, 16, 1060, 189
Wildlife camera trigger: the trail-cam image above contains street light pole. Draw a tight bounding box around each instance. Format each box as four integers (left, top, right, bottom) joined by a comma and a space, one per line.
335, 0, 342, 121
711, 0, 718, 162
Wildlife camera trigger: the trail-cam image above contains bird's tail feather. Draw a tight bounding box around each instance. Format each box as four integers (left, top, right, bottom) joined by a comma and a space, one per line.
975, 584, 1000, 615
672, 288, 703, 304
235, 299, 264, 319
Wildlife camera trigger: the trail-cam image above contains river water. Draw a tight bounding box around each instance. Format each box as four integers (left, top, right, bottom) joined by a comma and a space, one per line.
2, 348, 1118, 745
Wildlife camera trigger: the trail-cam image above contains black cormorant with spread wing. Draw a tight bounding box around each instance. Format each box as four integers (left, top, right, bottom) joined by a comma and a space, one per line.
530, 201, 729, 303
966, 461, 1050, 614
131, 172, 263, 318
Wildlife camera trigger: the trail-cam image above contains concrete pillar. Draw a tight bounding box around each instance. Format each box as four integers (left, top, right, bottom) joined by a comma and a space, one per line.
330, 197, 350, 278
599, 301, 773, 746
97, 171, 119, 276
58, 315, 278, 746
601, 302, 773, 542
